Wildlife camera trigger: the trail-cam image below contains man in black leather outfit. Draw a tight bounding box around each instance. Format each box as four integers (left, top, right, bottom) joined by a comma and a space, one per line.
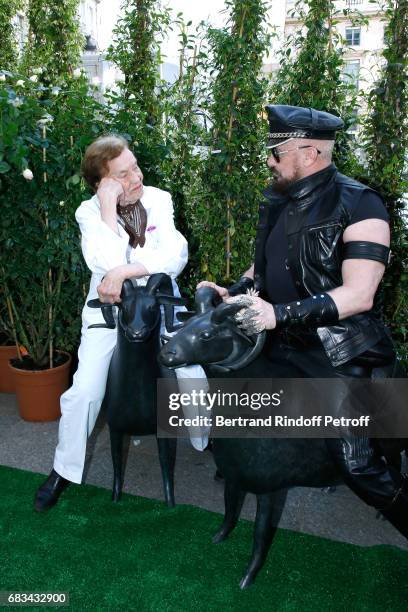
201, 104, 408, 540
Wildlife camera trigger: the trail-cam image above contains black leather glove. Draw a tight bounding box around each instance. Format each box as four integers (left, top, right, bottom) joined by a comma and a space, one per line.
227, 276, 254, 297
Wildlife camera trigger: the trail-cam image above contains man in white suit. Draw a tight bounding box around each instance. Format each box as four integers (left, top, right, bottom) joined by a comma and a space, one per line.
35, 135, 208, 511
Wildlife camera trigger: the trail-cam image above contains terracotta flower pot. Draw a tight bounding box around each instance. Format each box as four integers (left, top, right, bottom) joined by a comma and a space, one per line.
9, 352, 72, 422
0, 345, 19, 393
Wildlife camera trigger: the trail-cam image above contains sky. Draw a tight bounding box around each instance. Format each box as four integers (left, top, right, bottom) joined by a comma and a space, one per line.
161, 0, 228, 62
163, 0, 227, 26
100, 0, 228, 61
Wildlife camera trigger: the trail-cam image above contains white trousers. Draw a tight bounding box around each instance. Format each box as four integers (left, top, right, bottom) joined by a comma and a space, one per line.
53, 321, 209, 484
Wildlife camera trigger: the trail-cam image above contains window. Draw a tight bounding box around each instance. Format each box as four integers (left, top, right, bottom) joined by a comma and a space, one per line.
17, 15, 25, 52
345, 27, 361, 46
343, 60, 360, 89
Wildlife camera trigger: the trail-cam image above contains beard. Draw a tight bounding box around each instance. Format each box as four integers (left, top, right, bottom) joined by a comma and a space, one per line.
271, 166, 302, 194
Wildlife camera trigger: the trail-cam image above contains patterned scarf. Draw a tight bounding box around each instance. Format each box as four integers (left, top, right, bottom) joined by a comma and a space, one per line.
116, 199, 147, 248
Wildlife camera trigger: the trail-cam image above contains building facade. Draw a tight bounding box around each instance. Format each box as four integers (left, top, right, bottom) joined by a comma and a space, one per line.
78, 0, 123, 90
11, 0, 122, 90
264, 0, 387, 96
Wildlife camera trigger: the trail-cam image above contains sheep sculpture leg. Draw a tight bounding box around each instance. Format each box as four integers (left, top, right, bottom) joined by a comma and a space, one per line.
110, 428, 124, 502
240, 490, 288, 589
213, 480, 247, 544
110, 431, 177, 505
212, 478, 288, 589
157, 437, 177, 507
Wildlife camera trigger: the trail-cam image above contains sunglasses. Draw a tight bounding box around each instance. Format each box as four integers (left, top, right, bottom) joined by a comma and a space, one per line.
269, 145, 321, 163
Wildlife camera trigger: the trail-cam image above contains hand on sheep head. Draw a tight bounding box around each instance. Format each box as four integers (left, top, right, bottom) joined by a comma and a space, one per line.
225, 293, 277, 334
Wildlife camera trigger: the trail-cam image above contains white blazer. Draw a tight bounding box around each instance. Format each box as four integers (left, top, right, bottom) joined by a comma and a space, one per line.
75, 186, 188, 326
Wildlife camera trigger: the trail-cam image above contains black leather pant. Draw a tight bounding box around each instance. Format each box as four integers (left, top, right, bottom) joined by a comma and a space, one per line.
263, 333, 406, 513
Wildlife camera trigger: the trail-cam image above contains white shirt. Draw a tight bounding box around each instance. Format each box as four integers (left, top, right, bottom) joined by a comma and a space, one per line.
75, 186, 188, 324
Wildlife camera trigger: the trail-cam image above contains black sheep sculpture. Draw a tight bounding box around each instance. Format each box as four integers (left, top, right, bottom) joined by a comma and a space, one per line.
88, 273, 184, 507
159, 287, 406, 588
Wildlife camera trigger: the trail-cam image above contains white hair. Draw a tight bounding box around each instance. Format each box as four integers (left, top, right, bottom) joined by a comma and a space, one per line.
306, 139, 334, 161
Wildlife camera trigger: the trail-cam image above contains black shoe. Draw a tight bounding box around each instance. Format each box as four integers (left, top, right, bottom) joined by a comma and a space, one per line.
381, 483, 408, 540
34, 470, 71, 512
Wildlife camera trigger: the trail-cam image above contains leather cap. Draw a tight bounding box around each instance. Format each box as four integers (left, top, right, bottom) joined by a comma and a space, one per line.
266, 104, 344, 148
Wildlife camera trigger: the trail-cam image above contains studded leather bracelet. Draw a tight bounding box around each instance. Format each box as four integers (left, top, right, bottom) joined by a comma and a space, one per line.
273, 293, 339, 330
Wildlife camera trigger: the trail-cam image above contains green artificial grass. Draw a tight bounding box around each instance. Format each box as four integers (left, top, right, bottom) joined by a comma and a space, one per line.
0, 465, 407, 612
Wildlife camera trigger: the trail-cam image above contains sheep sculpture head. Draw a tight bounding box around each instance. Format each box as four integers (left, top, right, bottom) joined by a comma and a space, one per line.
159, 287, 266, 372
87, 273, 185, 341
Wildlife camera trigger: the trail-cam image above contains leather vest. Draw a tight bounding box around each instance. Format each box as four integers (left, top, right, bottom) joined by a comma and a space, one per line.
254, 164, 390, 367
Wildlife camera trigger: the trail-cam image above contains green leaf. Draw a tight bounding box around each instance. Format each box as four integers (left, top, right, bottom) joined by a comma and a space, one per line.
0, 161, 11, 173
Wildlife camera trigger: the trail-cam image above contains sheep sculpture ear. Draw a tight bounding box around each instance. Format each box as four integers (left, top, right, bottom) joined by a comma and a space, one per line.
86, 278, 135, 330
210, 302, 244, 323
156, 294, 186, 333
86, 300, 116, 330
87, 298, 103, 308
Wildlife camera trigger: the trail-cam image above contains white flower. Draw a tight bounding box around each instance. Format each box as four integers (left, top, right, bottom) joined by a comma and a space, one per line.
9, 97, 23, 108
51, 86, 60, 96
0, 74, 5, 82
32, 67, 43, 74
73, 68, 82, 78
16, 80, 24, 86
59, 201, 65, 207
29, 75, 38, 83
37, 113, 54, 126
22, 169, 34, 181
128, 93, 136, 100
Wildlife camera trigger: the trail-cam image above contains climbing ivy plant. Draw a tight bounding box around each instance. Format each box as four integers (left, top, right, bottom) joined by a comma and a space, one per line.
106, 0, 173, 187
20, 0, 83, 83
1, 0, 406, 365
0, 0, 24, 71
107, 0, 171, 121
270, 0, 360, 174
192, 0, 271, 285
160, 18, 209, 296
362, 0, 408, 365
